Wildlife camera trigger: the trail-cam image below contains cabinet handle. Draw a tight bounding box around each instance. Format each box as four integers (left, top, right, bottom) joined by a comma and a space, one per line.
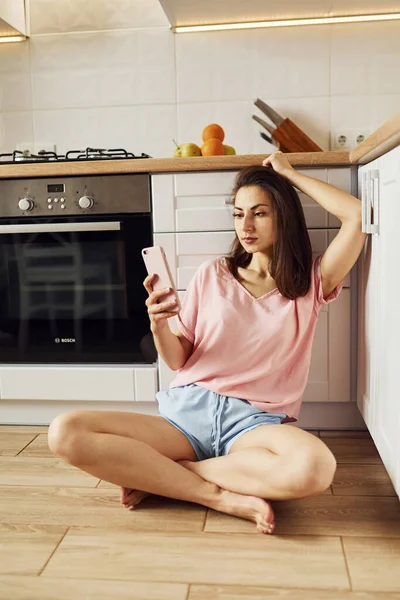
361, 169, 379, 235
361, 171, 369, 233
369, 169, 379, 234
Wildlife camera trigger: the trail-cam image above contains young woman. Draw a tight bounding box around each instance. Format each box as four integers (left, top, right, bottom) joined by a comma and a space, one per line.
48, 152, 368, 535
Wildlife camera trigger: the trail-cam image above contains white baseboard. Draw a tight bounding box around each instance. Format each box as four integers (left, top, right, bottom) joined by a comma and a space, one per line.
1, 400, 366, 430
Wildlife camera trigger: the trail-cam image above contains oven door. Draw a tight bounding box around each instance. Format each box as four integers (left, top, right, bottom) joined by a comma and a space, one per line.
0, 215, 155, 364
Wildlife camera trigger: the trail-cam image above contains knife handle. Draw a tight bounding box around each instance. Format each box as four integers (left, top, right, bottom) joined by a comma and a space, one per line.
272, 119, 323, 152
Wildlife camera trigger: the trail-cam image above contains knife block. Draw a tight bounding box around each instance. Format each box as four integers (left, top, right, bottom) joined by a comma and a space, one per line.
273, 119, 322, 152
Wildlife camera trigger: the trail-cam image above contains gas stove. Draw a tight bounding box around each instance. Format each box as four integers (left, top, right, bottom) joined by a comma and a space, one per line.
0, 148, 152, 164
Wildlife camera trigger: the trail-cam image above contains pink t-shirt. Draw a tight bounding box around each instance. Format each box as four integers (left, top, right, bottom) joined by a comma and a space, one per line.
169, 255, 343, 422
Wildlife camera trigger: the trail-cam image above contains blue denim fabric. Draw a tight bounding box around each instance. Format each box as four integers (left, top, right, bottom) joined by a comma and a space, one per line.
156, 383, 287, 461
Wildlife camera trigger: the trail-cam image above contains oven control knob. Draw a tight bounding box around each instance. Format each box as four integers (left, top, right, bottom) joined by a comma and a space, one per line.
18, 197, 34, 211
78, 195, 94, 209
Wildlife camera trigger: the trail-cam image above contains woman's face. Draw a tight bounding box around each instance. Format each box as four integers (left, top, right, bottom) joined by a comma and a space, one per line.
233, 185, 275, 253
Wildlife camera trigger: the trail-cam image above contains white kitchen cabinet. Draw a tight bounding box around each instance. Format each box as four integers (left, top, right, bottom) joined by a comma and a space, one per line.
0, 366, 158, 402
357, 145, 400, 497
152, 167, 354, 404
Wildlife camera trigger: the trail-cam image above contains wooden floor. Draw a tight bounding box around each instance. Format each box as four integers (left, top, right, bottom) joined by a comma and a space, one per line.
0, 426, 399, 600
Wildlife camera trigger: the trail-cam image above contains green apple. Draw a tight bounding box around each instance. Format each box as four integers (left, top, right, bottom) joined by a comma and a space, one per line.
174, 143, 202, 157
223, 144, 236, 155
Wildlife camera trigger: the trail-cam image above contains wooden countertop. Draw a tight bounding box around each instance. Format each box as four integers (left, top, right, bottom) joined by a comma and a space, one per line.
0, 113, 398, 180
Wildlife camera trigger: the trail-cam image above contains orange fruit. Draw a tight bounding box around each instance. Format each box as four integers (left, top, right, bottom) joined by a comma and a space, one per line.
202, 123, 225, 143
201, 138, 225, 156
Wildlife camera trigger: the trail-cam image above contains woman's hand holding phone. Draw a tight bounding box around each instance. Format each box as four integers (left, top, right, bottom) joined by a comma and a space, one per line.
143, 274, 180, 331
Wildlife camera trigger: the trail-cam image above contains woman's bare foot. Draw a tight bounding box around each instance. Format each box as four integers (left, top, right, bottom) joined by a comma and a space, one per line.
216, 489, 275, 534
178, 459, 275, 534
120, 487, 151, 510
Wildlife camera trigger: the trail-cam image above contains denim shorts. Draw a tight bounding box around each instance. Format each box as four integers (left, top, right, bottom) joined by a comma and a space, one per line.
156, 383, 287, 461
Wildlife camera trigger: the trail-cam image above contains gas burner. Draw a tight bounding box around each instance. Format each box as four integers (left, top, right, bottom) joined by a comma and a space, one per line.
65, 148, 151, 160
0, 148, 152, 164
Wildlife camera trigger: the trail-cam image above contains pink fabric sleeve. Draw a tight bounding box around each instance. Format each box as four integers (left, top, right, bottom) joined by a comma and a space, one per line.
173, 265, 204, 344
313, 253, 344, 307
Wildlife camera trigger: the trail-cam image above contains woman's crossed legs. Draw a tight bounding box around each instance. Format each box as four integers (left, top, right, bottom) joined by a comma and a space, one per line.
48, 410, 336, 535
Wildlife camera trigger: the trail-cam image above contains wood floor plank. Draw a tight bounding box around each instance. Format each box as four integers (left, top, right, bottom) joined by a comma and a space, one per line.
322, 438, 382, 464
320, 431, 371, 439
0, 524, 66, 576
42, 527, 350, 590
343, 537, 400, 592
97, 479, 117, 488
0, 434, 39, 456
188, 584, 400, 599
0, 426, 49, 433
1, 429, 399, 595
18, 434, 53, 457
0, 575, 188, 600
0, 487, 206, 532
332, 465, 397, 496
0, 457, 98, 487
205, 496, 400, 537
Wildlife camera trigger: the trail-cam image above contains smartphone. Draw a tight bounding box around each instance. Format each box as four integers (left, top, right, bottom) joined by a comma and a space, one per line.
141, 245, 181, 311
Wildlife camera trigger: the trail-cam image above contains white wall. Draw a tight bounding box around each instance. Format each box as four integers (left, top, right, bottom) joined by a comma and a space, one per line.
0, 0, 400, 158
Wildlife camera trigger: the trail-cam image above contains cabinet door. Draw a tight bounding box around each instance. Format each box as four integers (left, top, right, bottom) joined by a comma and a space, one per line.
373, 148, 400, 496
357, 148, 400, 497
304, 289, 350, 403
357, 159, 380, 432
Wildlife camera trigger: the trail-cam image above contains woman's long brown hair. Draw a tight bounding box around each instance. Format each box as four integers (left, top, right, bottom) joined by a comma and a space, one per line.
225, 165, 313, 300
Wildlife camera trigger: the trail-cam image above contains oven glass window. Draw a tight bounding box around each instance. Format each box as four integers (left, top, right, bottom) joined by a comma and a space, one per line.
0, 216, 155, 363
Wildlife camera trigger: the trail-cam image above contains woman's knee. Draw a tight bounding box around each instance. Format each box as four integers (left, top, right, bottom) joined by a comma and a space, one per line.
48, 410, 88, 462
292, 442, 337, 496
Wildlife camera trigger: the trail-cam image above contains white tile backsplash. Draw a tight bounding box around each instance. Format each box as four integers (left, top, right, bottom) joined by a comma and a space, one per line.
33, 104, 177, 157
176, 25, 331, 102
330, 95, 400, 136
0, 9, 399, 157
0, 112, 34, 153
30, 29, 175, 109
331, 22, 400, 96
0, 42, 32, 112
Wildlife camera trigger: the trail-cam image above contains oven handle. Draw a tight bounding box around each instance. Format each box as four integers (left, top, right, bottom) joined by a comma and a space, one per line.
0, 222, 121, 234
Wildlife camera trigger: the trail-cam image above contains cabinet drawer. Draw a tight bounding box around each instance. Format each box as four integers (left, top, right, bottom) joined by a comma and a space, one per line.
0, 366, 158, 402
151, 168, 350, 234
155, 230, 351, 290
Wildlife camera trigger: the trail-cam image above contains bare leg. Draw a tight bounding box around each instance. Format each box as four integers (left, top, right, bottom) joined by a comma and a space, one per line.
49, 416, 275, 534
180, 425, 337, 501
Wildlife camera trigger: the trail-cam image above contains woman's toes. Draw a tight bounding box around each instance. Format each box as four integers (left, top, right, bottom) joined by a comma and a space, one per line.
268, 522, 275, 533
258, 520, 275, 534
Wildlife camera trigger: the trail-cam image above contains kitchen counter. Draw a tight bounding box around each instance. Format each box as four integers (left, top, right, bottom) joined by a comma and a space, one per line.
0, 113, 398, 180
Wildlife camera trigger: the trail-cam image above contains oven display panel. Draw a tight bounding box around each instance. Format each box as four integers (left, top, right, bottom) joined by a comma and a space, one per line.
47, 184, 65, 193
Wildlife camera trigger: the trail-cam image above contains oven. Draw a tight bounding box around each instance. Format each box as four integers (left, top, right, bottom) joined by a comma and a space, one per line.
0, 174, 156, 364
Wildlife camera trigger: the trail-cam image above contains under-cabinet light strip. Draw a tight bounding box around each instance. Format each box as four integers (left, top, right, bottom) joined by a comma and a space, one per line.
174, 13, 400, 33
0, 36, 26, 43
